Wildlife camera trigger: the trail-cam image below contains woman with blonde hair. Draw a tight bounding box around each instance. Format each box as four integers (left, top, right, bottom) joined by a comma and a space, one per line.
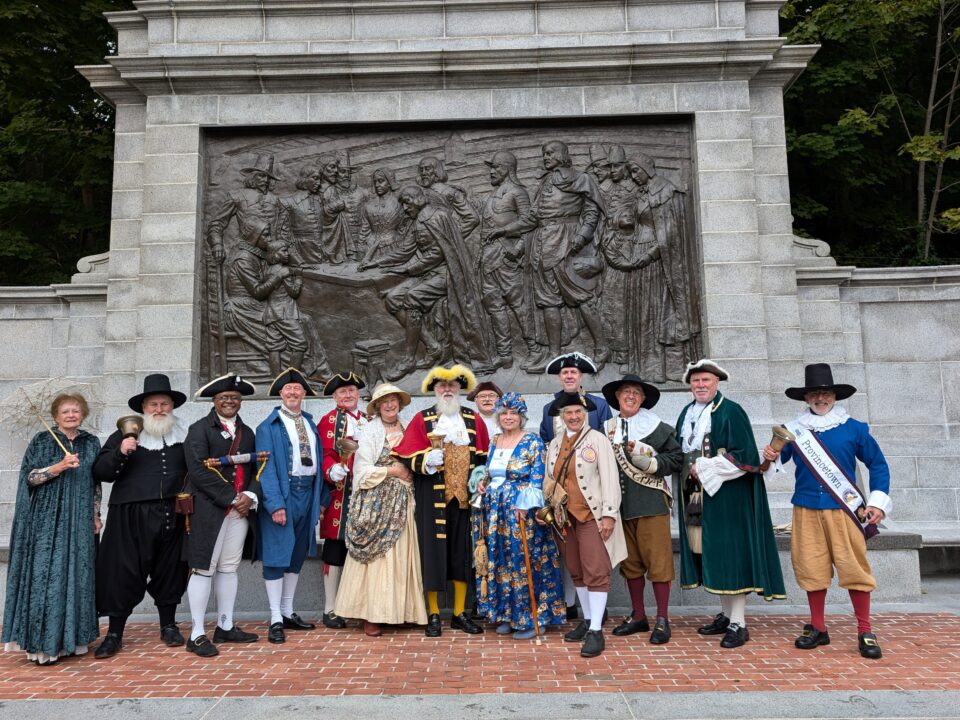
3, 393, 101, 664
335, 383, 427, 636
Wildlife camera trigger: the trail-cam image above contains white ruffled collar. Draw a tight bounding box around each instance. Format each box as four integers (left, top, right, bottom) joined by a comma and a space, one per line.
138, 416, 189, 450
794, 405, 850, 432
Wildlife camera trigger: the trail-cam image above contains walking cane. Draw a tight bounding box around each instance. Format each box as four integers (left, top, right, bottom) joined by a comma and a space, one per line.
517, 511, 542, 646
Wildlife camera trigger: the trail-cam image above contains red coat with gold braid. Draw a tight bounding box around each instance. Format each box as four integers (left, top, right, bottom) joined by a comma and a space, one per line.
319, 407, 365, 542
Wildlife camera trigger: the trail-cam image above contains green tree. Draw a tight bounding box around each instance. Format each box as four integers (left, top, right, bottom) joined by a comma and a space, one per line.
783, 0, 960, 266
0, 0, 134, 285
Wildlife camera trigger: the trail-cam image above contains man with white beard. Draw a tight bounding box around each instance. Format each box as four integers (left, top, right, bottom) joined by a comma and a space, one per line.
92, 374, 191, 659
393, 364, 489, 637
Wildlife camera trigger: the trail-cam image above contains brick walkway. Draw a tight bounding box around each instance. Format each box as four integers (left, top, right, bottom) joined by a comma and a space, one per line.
1, 613, 958, 699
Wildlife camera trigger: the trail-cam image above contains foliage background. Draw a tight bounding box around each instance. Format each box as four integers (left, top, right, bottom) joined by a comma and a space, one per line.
1, 0, 957, 285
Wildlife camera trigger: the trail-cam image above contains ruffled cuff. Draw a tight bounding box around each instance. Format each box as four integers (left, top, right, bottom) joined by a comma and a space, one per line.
241, 490, 259, 510
867, 490, 892, 517
762, 456, 785, 484
696, 455, 745, 497
514, 485, 545, 512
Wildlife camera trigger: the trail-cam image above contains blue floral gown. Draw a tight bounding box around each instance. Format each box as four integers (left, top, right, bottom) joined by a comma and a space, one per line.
472, 432, 565, 631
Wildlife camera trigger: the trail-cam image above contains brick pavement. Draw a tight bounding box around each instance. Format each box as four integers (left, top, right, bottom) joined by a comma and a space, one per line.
1, 613, 958, 699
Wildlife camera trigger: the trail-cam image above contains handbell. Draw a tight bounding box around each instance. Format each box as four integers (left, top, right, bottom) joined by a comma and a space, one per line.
335, 437, 359, 465
760, 425, 797, 471
426, 431, 445, 472
116, 414, 143, 440
535, 505, 556, 526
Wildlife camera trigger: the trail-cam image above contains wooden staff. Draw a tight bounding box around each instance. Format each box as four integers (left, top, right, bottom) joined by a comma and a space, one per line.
517, 511, 542, 646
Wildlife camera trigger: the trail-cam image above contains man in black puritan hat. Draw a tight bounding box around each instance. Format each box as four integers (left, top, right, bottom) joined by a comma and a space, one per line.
256, 368, 329, 645
92, 374, 191, 659
318, 371, 367, 629
181, 374, 261, 657
601, 375, 683, 644
538, 351, 613, 619
762, 363, 891, 659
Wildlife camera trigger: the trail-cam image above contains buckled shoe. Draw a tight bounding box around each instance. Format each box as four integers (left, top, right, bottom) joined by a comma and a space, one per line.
795, 624, 830, 650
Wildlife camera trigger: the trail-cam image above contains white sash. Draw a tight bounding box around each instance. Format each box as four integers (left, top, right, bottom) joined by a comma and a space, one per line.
785, 419, 877, 539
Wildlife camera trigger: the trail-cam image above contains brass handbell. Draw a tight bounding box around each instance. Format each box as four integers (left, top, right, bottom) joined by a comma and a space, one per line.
426, 431, 445, 472
535, 505, 566, 542
760, 425, 797, 471
334, 437, 359, 465
116, 414, 143, 439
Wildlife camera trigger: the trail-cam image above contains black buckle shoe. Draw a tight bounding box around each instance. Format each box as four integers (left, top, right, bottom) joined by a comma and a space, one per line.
285, 613, 317, 630
186, 635, 220, 657
213, 625, 259, 644
564, 620, 589, 642
719, 623, 750, 648
858, 632, 882, 659
697, 612, 730, 636
425, 613, 442, 637
268, 622, 285, 644
612, 612, 650, 637
650, 617, 672, 645
795, 623, 830, 650
580, 629, 605, 658
450, 612, 484, 634
319, 612, 344, 630
160, 624, 185, 647
94, 633, 122, 659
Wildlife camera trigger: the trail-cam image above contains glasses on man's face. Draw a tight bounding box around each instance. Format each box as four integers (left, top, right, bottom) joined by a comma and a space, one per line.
214, 395, 242, 404
619, 389, 644, 397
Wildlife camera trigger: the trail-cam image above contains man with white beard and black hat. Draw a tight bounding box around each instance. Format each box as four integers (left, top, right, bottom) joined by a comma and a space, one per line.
181, 373, 261, 657
92, 374, 191, 659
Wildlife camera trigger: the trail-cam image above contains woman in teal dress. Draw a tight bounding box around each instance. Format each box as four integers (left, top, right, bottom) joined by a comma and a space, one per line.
472, 392, 565, 639
3, 393, 101, 664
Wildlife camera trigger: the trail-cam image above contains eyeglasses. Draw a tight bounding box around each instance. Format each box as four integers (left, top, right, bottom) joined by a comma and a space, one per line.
214, 395, 242, 403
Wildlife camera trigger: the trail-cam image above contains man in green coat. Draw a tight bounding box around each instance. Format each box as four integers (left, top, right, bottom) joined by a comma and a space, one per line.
675, 359, 784, 648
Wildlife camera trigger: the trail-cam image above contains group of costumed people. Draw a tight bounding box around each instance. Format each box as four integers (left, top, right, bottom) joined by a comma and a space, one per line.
3, 354, 890, 664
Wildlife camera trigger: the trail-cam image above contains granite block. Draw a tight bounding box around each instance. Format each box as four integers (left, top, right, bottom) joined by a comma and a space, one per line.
861, 300, 960, 362
147, 17, 174, 45
799, 284, 841, 302
843, 331, 864, 363
149, 42, 220, 56
265, 14, 353, 41
138, 242, 198, 275
111, 162, 144, 193
539, 3, 626, 34
758, 232, 796, 263
694, 110, 752, 142
765, 327, 803, 360
110, 190, 143, 221
889, 488, 958, 522
146, 96, 219, 126
838, 285, 900, 303
67, 315, 107, 348
699, 199, 758, 234
915, 456, 956, 488
66, 346, 105, 378
219, 94, 309, 126
897, 283, 960, 302
117, 25, 148, 55
763, 295, 801, 327
309, 91, 401, 123
137, 304, 195, 339
396, 37, 490, 52
749, 85, 784, 116
800, 331, 846, 364
583, 83, 676, 115
694, 170, 755, 202
702, 293, 765, 327
695, 140, 754, 171
114, 103, 146, 133
220, 41, 310, 55
751, 114, 787, 147
105, 278, 138, 312
354, 10, 444, 40
446, 8, 536, 37
754, 174, 791, 206
628, 2, 717, 31
670, 28, 721, 43
703, 260, 761, 295
142, 154, 200, 186
704, 326, 768, 360
580, 30, 672, 46
798, 300, 843, 332
104, 309, 137, 343
114, 132, 145, 164
756, 202, 793, 236
761, 264, 797, 295
144, 125, 201, 156
679, 82, 750, 113
99, 372, 137, 407
139, 213, 199, 246
142, 183, 200, 215
943, 362, 960, 423
865, 363, 945, 425
399, 90, 492, 120
700, 230, 760, 262
746, 5, 781, 38
103, 340, 137, 373
135, 337, 194, 372
177, 15, 262, 43
719, 0, 746, 28
136, 273, 198, 306
751, 145, 789, 175
492, 87, 584, 118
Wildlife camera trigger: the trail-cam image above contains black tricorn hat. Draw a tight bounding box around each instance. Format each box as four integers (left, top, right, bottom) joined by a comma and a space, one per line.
268, 368, 316, 397
196, 373, 256, 399
546, 352, 598, 375
323, 371, 365, 396
785, 363, 857, 401
601, 374, 661, 410
128, 373, 187, 413
548, 391, 597, 416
